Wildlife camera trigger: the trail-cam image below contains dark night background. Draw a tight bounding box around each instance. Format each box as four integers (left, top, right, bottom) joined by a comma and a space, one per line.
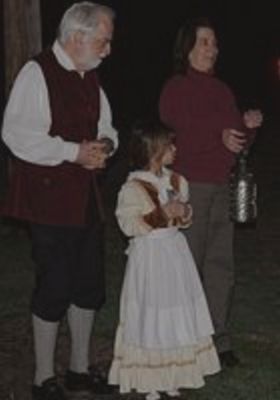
1, 1, 280, 156
40, 0, 280, 126
2, 1, 280, 116
2, 5, 280, 399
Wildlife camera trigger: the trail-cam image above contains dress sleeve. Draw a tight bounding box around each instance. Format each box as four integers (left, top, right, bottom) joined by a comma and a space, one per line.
178, 174, 193, 229
178, 174, 190, 203
115, 181, 153, 237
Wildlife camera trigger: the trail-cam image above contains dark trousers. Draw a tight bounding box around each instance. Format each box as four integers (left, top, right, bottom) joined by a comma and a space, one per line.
30, 220, 105, 322
184, 182, 235, 352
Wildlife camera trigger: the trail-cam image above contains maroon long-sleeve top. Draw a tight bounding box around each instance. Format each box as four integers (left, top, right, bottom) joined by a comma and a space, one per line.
159, 68, 254, 184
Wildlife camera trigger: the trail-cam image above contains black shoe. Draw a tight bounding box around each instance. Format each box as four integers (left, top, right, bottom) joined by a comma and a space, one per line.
219, 350, 240, 368
32, 377, 66, 400
65, 369, 114, 395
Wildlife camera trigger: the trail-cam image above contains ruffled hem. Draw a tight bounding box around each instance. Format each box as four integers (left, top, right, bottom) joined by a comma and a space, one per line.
109, 326, 221, 393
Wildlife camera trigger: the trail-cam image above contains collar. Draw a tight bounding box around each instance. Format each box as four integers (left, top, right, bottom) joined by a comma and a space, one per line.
187, 66, 214, 79
52, 40, 77, 71
128, 168, 173, 204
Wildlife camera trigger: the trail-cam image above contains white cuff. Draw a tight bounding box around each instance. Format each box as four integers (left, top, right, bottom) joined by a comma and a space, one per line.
63, 143, 79, 162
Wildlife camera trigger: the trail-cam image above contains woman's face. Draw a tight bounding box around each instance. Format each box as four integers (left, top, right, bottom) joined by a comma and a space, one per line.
188, 27, 218, 73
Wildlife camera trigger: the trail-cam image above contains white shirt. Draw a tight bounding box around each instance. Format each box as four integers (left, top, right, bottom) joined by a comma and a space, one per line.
2, 41, 118, 166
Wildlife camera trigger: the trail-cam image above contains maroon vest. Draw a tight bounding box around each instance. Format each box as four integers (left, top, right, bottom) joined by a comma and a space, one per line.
1, 49, 101, 226
135, 172, 183, 228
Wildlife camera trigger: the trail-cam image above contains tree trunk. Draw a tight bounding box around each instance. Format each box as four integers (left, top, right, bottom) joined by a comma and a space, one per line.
1, 0, 42, 193
3, 0, 42, 95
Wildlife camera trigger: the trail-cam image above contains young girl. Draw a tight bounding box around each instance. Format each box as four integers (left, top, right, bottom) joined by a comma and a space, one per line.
109, 121, 220, 400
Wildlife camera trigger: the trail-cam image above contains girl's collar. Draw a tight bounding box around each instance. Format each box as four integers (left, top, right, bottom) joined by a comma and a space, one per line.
128, 167, 171, 184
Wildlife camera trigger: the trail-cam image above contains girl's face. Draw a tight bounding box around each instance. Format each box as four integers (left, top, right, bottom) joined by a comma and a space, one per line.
150, 140, 176, 173
161, 142, 176, 166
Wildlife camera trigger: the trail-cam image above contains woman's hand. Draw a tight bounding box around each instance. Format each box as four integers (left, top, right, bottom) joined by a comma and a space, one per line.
243, 109, 263, 129
222, 129, 246, 153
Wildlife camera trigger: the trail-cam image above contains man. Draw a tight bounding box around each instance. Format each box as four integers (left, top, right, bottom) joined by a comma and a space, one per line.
1, 3, 118, 399
159, 18, 262, 368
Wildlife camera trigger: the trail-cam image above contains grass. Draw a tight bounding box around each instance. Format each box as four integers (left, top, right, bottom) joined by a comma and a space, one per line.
1, 200, 280, 399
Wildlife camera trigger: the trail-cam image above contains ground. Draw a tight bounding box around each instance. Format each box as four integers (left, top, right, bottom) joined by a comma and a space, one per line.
1, 115, 280, 400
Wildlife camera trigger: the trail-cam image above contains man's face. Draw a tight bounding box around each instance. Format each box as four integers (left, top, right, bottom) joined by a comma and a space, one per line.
188, 27, 218, 73
77, 14, 114, 71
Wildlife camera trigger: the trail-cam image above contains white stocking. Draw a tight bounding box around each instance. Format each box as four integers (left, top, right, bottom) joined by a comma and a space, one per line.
146, 391, 161, 400
68, 304, 95, 373
33, 314, 59, 386
166, 389, 180, 397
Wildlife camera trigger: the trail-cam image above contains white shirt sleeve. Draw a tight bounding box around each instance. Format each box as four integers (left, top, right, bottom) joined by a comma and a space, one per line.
2, 61, 118, 165
2, 61, 80, 166
97, 87, 118, 152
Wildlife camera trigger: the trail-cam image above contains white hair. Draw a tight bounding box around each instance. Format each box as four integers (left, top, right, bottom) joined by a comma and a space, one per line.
57, 2, 115, 44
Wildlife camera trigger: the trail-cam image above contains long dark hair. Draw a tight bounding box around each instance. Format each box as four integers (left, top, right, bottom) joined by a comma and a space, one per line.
173, 17, 214, 75
129, 120, 174, 170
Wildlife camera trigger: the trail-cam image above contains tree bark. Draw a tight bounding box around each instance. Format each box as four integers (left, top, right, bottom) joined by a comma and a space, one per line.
3, 0, 42, 95
2, 0, 42, 192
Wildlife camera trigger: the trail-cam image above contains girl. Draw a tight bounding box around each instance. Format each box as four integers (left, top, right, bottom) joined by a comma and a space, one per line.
109, 121, 220, 400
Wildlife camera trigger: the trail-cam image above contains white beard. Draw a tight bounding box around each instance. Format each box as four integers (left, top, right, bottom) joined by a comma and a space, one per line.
84, 57, 102, 71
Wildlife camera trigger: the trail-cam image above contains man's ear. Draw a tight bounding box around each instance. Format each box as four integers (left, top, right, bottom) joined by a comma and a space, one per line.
72, 31, 85, 48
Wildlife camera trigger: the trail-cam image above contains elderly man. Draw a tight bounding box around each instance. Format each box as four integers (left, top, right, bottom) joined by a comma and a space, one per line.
1, 2, 117, 399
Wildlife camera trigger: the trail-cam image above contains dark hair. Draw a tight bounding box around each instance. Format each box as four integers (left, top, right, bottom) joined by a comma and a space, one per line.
174, 17, 214, 75
129, 120, 174, 170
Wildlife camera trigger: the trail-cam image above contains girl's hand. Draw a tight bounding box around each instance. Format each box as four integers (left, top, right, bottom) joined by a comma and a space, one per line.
162, 200, 186, 219
184, 202, 193, 219
161, 202, 174, 219
181, 203, 193, 225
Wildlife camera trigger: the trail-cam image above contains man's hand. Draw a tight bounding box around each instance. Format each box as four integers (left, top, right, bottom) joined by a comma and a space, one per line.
97, 137, 114, 155
243, 109, 263, 129
222, 129, 246, 153
75, 140, 107, 170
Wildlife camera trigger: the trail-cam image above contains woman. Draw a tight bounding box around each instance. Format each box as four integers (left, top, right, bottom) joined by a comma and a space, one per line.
159, 17, 262, 368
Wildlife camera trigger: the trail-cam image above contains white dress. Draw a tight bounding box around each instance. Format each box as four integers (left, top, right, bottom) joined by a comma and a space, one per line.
109, 169, 220, 393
